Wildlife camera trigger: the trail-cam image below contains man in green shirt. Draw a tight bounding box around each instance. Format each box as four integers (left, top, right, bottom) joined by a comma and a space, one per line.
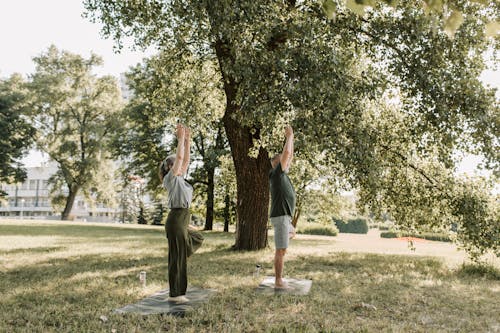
269, 125, 296, 289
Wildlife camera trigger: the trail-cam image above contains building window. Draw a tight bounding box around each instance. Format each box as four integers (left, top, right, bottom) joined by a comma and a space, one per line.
29, 180, 37, 190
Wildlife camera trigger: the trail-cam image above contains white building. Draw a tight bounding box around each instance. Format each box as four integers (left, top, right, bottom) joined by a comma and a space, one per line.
0, 163, 121, 222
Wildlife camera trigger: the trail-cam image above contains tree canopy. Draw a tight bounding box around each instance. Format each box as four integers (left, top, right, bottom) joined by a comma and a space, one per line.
0, 75, 35, 194
26, 45, 123, 220
84, 0, 499, 256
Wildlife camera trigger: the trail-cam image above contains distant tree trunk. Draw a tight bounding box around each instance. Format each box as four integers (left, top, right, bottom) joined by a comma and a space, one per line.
61, 184, 79, 220
223, 192, 230, 232
292, 206, 302, 228
204, 167, 215, 230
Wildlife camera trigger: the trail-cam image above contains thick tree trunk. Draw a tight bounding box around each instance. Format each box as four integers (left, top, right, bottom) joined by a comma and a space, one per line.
223, 115, 270, 250
204, 168, 215, 230
211, 34, 270, 249
61, 185, 79, 220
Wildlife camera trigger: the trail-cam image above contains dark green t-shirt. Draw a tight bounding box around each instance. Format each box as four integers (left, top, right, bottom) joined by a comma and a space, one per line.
269, 162, 296, 218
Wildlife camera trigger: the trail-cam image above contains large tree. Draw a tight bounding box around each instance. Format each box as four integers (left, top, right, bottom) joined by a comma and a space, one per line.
84, 1, 499, 254
27, 46, 122, 220
0, 75, 35, 194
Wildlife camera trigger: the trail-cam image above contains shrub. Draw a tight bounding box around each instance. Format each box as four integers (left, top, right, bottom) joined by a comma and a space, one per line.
380, 231, 399, 238
297, 225, 338, 236
456, 263, 500, 280
378, 225, 391, 231
379, 231, 451, 242
416, 232, 451, 242
334, 217, 369, 234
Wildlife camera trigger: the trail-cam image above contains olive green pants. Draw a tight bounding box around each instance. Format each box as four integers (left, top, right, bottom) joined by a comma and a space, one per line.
165, 208, 204, 297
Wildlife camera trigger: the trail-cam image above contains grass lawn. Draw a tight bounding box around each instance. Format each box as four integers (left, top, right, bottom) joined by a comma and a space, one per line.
0, 219, 499, 333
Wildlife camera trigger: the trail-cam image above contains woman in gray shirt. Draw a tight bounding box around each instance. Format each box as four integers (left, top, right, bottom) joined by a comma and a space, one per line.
159, 123, 203, 303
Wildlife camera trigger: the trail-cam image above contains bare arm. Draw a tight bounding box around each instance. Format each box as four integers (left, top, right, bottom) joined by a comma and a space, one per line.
180, 126, 191, 174
280, 126, 294, 171
171, 124, 185, 176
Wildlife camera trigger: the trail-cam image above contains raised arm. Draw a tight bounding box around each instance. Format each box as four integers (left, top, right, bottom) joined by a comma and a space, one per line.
280, 126, 294, 171
180, 126, 191, 174
171, 123, 185, 176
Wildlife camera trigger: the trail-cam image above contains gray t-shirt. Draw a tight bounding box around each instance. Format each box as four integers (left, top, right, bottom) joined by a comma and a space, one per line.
163, 170, 193, 209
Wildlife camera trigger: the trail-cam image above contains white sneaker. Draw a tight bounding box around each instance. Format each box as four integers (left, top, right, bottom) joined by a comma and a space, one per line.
168, 295, 189, 303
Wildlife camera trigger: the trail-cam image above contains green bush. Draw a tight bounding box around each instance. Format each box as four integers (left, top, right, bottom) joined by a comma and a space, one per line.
416, 232, 451, 242
380, 231, 399, 238
379, 231, 451, 242
297, 225, 338, 236
378, 225, 391, 231
334, 217, 369, 234
457, 263, 500, 280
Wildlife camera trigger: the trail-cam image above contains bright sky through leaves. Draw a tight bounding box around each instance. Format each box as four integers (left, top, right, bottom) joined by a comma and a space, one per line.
0, 0, 497, 176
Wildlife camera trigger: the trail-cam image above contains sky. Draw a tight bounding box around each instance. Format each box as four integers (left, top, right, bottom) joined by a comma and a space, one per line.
0, 0, 153, 79
0, 0, 498, 176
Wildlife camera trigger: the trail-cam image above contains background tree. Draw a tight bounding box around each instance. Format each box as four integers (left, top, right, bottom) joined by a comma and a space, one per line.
0, 75, 35, 195
215, 154, 238, 232
114, 51, 227, 229
27, 46, 122, 220
84, 1, 499, 255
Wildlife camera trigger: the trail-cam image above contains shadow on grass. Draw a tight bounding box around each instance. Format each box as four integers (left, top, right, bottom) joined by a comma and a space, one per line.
0, 246, 67, 255
0, 223, 164, 238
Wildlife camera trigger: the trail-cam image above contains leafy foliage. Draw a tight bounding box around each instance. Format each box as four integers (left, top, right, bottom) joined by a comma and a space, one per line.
83, 0, 499, 256
334, 217, 370, 234
380, 231, 452, 242
114, 51, 228, 229
0, 75, 35, 194
26, 46, 123, 219
296, 224, 339, 236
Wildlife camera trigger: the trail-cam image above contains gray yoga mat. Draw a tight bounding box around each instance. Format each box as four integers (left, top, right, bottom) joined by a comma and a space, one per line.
256, 276, 312, 295
114, 287, 216, 316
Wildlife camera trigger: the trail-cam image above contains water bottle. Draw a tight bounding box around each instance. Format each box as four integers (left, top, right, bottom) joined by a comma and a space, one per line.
139, 271, 146, 287
254, 264, 262, 278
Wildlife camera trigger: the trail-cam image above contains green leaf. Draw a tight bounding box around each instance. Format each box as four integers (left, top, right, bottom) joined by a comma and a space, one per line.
380, 0, 398, 7
485, 21, 500, 37
423, 0, 443, 14
346, 0, 368, 16
322, 0, 337, 20
444, 10, 464, 38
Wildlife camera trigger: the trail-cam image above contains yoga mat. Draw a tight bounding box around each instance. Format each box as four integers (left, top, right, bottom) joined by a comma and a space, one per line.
256, 276, 312, 295
114, 287, 216, 316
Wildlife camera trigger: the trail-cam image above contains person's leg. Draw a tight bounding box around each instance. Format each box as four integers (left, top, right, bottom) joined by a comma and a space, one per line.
187, 227, 204, 257
274, 248, 287, 288
166, 209, 189, 298
271, 216, 290, 288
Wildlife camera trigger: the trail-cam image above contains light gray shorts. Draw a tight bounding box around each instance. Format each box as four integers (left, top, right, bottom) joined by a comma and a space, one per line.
271, 215, 294, 249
